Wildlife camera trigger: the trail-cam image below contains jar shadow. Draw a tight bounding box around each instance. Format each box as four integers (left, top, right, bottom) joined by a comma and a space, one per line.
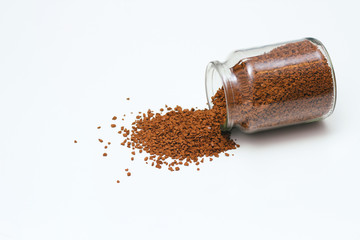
230, 121, 329, 147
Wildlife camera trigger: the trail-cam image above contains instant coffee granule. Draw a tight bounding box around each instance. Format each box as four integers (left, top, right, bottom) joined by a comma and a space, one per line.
228, 39, 334, 131
98, 88, 239, 175
117, 88, 238, 171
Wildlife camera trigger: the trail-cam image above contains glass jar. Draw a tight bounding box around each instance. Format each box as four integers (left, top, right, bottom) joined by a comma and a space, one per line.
205, 38, 336, 133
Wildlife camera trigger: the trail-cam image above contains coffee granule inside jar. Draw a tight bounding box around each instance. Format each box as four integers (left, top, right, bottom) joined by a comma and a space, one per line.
229, 39, 335, 131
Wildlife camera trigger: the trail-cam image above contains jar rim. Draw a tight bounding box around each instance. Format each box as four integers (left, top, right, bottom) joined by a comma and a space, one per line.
205, 61, 233, 131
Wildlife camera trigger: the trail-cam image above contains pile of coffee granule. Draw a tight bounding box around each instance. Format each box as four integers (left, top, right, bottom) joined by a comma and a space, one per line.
115, 88, 239, 171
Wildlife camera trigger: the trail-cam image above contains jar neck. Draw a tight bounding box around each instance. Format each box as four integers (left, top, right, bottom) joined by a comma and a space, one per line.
205, 61, 236, 130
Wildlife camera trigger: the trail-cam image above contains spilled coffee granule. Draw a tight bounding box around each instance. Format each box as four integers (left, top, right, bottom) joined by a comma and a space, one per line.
116, 88, 238, 171
96, 88, 238, 181
74, 140, 77, 143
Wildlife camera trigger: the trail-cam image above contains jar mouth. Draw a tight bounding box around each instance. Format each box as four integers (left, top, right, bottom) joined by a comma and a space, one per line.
205, 61, 233, 131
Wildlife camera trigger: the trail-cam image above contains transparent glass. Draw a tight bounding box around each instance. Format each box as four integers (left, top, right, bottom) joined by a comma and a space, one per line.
205, 38, 336, 133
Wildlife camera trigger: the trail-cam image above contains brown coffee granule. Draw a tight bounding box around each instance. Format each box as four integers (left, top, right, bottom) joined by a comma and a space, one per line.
127, 172, 131, 176
229, 39, 334, 131
225, 153, 229, 157
116, 180, 120, 183
103, 153, 107, 157
112, 116, 117, 120
197, 168, 200, 171
108, 142, 111, 145
98, 139, 103, 143
97, 126, 101, 129
104, 146, 108, 149
126, 88, 237, 169
125, 168, 128, 171
98, 82, 239, 174
126, 98, 130, 100
111, 124, 116, 128
74, 140, 77, 143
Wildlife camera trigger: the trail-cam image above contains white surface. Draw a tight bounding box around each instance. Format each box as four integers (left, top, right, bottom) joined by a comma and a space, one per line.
1, 0, 359, 239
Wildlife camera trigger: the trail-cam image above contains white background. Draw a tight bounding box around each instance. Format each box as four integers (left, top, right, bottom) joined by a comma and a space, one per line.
1, 0, 359, 239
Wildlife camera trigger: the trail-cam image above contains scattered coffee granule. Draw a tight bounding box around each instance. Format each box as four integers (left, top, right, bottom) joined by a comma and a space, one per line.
225, 153, 229, 157
98, 139, 103, 143
116, 180, 120, 183
197, 168, 200, 171
112, 116, 117, 120
126, 98, 130, 100
108, 142, 111, 145
104, 146, 108, 149
175, 167, 180, 171
131, 151, 135, 155
74, 140, 77, 143
125, 168, 129, 171
131, 157, 134, 161
111, 124, 116, 128
127, 172, 131, 176
103, 153, 107, 157
97, 126, 101, 129
121, 88, 237, 171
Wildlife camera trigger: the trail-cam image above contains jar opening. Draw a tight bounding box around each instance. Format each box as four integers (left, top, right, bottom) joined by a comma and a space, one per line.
205, 61, 233, 131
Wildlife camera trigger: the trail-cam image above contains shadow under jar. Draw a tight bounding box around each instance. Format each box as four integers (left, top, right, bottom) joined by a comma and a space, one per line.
205, 38, 337, 133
